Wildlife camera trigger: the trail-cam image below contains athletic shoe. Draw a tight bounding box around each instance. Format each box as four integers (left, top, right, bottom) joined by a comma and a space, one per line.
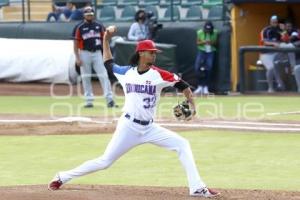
84, 103, 94, 108
48, 174, 63, 191
107, 100, 118, 108
276, 84, 285, 91
267, 87, 274, 93
203, 86, 209, 95
190, 187, 220, 198
193, 86, 203, 95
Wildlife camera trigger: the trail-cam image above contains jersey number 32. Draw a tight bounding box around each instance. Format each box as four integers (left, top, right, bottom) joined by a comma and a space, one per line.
143, 96, 156, 109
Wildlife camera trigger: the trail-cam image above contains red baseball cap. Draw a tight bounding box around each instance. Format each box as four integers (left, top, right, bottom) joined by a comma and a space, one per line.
136, 40, 161, 52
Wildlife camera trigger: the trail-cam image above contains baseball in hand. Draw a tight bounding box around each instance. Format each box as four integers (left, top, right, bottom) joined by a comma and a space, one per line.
106, 25, 117, 33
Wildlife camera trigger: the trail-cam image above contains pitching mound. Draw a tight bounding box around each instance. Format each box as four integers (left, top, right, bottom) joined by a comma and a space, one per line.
1, 185, 299, 200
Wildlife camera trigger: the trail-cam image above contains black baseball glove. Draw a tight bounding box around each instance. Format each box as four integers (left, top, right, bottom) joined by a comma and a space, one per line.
173, 100, 194, 121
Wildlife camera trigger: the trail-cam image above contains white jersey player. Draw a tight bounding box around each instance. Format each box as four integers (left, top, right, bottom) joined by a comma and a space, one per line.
48, 26, 220, 198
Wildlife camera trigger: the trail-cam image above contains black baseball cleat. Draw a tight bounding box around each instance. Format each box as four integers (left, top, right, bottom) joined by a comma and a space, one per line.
276, 84, 285, 91
84, 103, 94, 108
107, 101, 118, 108
190, 187, 220, 198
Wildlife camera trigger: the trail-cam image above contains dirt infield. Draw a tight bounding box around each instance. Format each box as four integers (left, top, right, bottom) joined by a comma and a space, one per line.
1, 185, 300, 200
1, 114, 300, 135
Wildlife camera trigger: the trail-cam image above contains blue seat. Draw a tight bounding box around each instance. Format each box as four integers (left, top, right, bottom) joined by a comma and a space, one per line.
207, 5, 223, 19
117, 0, 138, 7
203, 0, 223, 9
181, 5, 202, 21
181, 0, 203, 8
139, 0, 160, 7
99, 0, 118, 6
0, 0, 9, 7
160, 5, 180, 21
160, 0, 181, 8
97, 6, 116, 21
118, 5, 136, 21
144, 5, 158, 19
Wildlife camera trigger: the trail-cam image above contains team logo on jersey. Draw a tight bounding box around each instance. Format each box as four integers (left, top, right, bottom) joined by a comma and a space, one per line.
125, 83, 156, 95
82, 30, 100, 40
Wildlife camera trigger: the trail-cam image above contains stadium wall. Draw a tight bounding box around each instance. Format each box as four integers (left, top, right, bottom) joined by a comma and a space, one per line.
0, 21, 231, 93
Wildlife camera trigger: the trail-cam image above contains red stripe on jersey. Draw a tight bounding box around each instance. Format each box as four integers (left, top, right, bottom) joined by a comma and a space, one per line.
151, 66, 178, 82
75, 28, 84, 49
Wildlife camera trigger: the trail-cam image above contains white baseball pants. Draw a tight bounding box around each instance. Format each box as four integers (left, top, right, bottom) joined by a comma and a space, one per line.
58, 114, 206, 193
260, 53, 284, 89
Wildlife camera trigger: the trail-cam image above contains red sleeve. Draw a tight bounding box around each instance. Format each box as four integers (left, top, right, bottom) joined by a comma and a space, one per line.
75, 28, 83, 49
151, 66, 179, 82
259, 30, 264, 46
75, 28, 81, 40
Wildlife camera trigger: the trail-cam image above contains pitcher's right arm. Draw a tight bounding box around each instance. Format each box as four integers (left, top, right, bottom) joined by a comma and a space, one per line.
103, 26, 116, 63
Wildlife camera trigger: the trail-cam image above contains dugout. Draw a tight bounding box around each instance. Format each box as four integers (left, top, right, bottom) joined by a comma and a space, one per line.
230, 0, 300, 91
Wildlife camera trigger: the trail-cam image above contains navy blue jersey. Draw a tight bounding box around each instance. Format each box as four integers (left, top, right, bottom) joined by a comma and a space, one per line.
262, 26, 281, 43
73, 20, 105, 51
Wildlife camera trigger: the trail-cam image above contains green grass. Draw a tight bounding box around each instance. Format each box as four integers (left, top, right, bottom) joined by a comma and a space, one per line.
0, 96, 123, 117
0, 96, 300, 121
0, 130, 299, 191
0, 95, 299, 190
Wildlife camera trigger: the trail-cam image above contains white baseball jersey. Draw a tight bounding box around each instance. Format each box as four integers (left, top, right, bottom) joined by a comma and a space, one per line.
113, 64, 180, 121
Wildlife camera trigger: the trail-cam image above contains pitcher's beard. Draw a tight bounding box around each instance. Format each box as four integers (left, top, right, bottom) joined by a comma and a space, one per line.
146, 62, 153, 66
